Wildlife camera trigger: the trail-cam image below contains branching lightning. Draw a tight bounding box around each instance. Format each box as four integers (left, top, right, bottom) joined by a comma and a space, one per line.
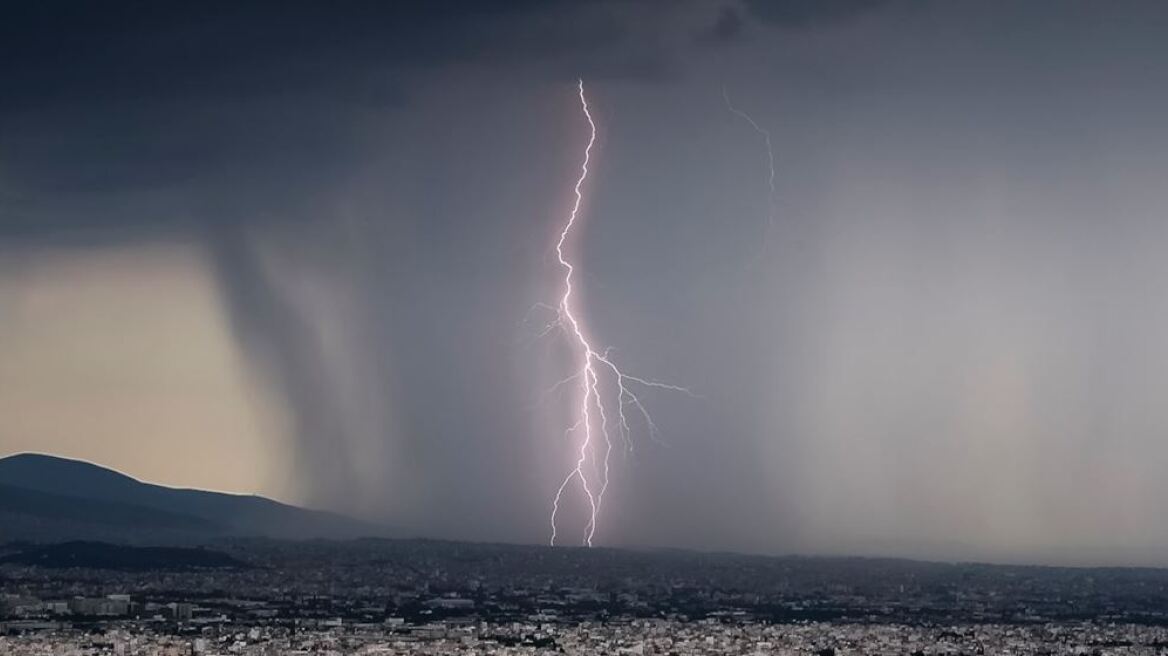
541, 79, 696, 548
723, 87, 776, 236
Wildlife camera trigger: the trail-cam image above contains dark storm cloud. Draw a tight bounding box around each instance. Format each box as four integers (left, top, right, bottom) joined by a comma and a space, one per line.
0, 1, 613, 109
695, 7, 745, 46
0, 0, 897, 211
0, 2, 617, 200
743, 0, 893, 27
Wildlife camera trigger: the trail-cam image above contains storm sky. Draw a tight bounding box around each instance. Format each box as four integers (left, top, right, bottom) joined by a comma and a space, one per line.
5, 1, 1168, 565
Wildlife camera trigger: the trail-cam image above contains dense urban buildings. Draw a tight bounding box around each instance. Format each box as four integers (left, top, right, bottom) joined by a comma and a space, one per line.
5, 539, 1168, 654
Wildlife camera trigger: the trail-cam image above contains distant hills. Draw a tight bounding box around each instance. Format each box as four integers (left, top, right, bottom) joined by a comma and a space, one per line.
0, 541, 248, 570
0, 453, 385, 544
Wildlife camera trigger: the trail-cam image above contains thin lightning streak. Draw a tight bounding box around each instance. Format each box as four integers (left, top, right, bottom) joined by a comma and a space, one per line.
723, 87, 776, 235
549, 79, 600, 548
519, 302, 563, 345
586, 367, 611, 541
546, 80, 694, 547
535, 369, 585, 407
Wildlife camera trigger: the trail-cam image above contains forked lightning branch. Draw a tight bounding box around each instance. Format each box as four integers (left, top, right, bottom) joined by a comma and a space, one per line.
541, 80, 695, 548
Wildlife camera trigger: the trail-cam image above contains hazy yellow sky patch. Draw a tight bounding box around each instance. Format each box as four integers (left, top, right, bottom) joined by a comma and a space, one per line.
0, 241, 290, 497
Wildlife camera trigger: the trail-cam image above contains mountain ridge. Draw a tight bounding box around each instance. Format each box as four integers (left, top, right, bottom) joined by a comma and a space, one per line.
0, 452, 386, 543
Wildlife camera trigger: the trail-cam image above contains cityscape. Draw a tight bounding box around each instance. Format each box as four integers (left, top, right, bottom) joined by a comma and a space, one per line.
6, 539, 1168, 654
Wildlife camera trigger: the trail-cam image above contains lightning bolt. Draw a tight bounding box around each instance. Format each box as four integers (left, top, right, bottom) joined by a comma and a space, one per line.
723, 87, 776, 238
545, 80, 695, 547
